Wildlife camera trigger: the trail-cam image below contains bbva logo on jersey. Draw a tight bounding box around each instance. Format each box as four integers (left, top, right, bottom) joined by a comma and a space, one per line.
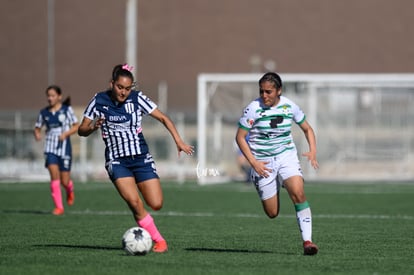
124, 102, 135, 114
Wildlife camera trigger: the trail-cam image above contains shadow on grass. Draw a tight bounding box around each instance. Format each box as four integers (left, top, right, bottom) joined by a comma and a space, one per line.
34, 245, 295, 255
1, 209, 51, 215
185, 247, 275, 254
33, 244, 121, 251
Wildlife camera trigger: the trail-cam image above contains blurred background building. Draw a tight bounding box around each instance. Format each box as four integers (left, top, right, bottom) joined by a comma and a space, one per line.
0, 0, 413, 182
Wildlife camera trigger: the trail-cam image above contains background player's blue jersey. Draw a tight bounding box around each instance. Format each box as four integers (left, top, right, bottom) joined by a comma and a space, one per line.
82, 90, 157, 161
35, 105, 78, 158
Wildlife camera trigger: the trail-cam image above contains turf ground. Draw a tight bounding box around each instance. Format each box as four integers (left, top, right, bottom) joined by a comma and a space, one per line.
0, 180, 413, 275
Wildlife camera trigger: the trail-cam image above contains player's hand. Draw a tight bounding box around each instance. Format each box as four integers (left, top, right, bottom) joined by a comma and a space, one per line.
177, 142, 194, 156
90, 117, 105, 130
58, 132, 67, 141
302, 151, 319, 169
252, 160, 272, 178
34, 132, 42, 141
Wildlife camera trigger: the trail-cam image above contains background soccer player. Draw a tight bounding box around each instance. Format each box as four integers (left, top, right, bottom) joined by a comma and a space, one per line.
34, 85, 79, 215
78, 64, 194, 253
235, 72, 319, 255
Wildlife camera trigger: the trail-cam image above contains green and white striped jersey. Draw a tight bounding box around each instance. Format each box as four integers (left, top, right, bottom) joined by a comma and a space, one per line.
238, 96, 306, 159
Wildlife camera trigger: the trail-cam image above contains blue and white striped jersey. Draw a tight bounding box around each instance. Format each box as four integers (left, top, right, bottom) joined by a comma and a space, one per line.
238, 96, 306, 159
35, 105, 78, 158
83, 90, 157, 161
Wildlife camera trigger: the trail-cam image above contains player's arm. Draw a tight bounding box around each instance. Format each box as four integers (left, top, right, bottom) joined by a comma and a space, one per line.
34, 113, 44, 141
78, 116, 104, 137
235, 128, 254, 165
149, 108, 194, 156
236, 127, 271, 178
34, 127, 42, 141
59, 123, 80, 141
298, 120, 319, 169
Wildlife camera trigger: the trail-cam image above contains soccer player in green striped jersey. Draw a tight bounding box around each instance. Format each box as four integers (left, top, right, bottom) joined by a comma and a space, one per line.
236, 72, 319, 255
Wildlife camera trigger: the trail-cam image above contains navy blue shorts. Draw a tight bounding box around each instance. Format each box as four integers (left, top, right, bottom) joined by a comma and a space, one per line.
105, 153, 159, 183
44, 153, 72, 171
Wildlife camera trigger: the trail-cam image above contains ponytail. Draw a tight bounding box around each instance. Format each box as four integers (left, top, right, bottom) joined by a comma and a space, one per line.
62, 96, 71, 106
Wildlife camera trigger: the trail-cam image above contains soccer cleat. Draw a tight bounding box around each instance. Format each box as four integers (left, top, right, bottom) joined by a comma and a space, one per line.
52, 208, 64, 216
67, 191, 75, 206
303, 241, 318, 255
152, 240, 168, 253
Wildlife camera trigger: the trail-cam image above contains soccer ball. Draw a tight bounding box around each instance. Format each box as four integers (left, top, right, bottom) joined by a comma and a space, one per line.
122, 227, 153, 255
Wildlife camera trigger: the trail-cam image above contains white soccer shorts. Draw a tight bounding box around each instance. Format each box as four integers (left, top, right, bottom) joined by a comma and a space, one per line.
251, 150, 303, 201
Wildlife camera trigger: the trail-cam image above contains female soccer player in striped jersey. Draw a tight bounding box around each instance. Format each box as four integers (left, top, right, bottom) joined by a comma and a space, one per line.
236, 72, 319, 255
34, 85, 79, 215
78, 64, 194, 253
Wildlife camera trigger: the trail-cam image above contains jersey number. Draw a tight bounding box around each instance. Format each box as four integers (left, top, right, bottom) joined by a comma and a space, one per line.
269, 116, 284, 128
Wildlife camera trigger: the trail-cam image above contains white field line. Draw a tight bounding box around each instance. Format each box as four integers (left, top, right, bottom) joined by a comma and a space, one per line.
67, 210, 414, 220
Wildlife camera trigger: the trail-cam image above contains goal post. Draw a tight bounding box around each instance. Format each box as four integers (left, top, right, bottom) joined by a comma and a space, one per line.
197, 73, 414, 184
197, 74, 261, 184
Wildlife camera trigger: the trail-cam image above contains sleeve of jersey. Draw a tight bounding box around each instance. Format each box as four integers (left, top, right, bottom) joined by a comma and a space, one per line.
83, 96, 97, 120
293, 102, 306, 124
138, 92, 157, 115
67, 106, 79, 124
238, 103, 256, 131
34, 112, 44, 128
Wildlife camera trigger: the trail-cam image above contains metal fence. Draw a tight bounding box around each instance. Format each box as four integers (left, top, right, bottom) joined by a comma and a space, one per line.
0, 109, 197, 183
2, 73, 414, 183
197, 73, 414, 183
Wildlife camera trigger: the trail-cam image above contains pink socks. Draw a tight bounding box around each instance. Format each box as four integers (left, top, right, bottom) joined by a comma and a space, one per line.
138, 214, 165, 242
50, 180, 63, 209
66, 180, 74, 194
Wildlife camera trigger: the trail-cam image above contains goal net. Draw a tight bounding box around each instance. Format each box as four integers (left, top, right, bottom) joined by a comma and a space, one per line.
197, 73, 414, 184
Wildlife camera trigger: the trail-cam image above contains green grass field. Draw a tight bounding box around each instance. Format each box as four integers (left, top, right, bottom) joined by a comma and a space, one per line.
0, 180, 413, 275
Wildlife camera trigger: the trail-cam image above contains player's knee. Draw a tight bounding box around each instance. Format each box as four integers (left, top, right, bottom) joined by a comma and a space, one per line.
150, 204, 162, 211
267, 213, 279, 219
265, 209, 280, 219
148, 200, 163, 211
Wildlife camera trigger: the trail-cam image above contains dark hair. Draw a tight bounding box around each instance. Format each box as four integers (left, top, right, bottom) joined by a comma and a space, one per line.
46, 84, 62, 95
62, 96, 71, 106
46, 85, 71, 106
259, 72, 283, 90
111, 64, 134, 82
